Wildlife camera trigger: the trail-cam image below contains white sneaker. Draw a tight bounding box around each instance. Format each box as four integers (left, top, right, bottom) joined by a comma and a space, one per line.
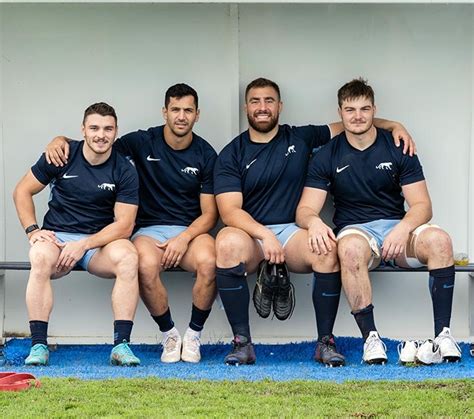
398, 340, 422, 364
415, 339, 442, 365
181, 328, 201, 363
161, 327, 182, 363
434, 327, 461, 362
363, 331, 387, 364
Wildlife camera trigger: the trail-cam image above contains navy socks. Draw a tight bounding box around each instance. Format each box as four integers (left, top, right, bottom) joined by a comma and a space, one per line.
29, 320, 48, 346
152, 308, 175, 333
216, 263, 251, 339
189, 304, 212, 332
113, 320, 133, 345
429, 265, 455, 336
312, 272, 342, 341
352, 304, 377, 341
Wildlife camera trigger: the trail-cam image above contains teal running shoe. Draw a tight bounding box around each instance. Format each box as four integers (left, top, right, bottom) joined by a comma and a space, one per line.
110, 341, 141, 366
25, 344, 49, 366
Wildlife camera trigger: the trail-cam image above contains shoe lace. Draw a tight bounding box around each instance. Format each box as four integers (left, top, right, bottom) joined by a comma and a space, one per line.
164, 335, 179, 352
437, 332, 461, 353
30, 344, 47, 356
185, 335, 200, 352
366, 335, 387, 354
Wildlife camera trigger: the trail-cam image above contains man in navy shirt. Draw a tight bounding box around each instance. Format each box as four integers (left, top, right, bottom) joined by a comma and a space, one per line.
13, 102, 141, 366
297, 78, 460, 365
46, 85, 218, 364
214, 77, 415, 366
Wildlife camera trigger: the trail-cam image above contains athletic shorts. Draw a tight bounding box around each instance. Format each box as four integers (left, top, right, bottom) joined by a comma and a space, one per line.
55, 232, 99, 270
258, 222, 301, 248
132, 225, 187, 243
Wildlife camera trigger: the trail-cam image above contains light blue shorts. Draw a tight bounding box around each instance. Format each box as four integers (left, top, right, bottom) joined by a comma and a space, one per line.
55, 232, 99, 271
132, 225, 187, 243
338, 219, 400, 249
337, 219, 432, 269
258, 223, 301, 248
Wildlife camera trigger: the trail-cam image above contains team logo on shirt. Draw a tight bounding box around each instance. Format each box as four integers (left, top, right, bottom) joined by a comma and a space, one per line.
98, 183, 115, 191
376, 162, 393, 170
181, 167, 199, 176
285, 145, 296, 156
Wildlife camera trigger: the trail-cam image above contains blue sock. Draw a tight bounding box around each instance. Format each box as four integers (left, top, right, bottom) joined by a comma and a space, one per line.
29, 320, 48, 347
352, 304, 377, 341
152, 308, 175, 333
429, 265, 455, 336
189, 304, 211, 332
312, 272, 342, 341
216, 263, 251, 340
113, 320, 133, 345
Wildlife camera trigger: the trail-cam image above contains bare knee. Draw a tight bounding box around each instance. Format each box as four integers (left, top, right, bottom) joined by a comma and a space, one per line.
311, 246, 339, 272
216, 227, 249, 267
418, 228, 454, 264
338, 236, 370, 274
108, 241, 139, 279
29, 246, 57, 277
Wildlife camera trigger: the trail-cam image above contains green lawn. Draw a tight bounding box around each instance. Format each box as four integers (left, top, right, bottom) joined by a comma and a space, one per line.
0, 378, 472, 417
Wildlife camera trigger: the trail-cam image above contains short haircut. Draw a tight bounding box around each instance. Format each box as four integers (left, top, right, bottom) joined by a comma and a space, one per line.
83, 102, 117, 125
337, 78, 375, 107
245, 77, 281, 101
165, 83, 199, 109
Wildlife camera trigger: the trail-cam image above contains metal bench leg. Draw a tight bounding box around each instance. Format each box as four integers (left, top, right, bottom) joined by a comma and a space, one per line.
470, 273, 474, 357
0, 271, 5, 365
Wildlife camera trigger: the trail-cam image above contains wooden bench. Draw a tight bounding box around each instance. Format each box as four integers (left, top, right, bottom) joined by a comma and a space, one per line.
0, 261, 473, 364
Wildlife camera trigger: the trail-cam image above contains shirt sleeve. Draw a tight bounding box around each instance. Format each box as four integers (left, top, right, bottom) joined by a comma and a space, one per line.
399, 152, 425, 186
113, 132, 136, 157
115, 160, 140, 205
293, 125, 332, 149
200, 148, 218, 194
213, 145, 242, 195
31, 153, 62, 185
305, 150, 332, 191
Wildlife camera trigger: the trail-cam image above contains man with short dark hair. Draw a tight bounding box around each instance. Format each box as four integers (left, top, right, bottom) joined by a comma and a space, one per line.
297, 78, 460, 365
46, 84, 218, 364
213, 77, 415, 366
13, 102, 141, 366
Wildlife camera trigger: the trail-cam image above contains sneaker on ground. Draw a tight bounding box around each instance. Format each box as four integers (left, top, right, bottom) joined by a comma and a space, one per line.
161, 327, 182, 363
25, 343, 49, 366
434, 327, 461, 362
110, 341, 141, 366
253, 260, 278, 318
273, 263, 295, 321
415, 339, 442, 365
314, 335, 345, 367
362, 331, 387, 365
224, 335, 256, 366
398, 340, 422, 364
181, 328, 201, 363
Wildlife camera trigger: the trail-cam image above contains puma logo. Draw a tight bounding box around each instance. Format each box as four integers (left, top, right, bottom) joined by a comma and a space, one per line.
285, 145, 296, 157
376, 162, 393, 170
98, 183, 115, 191
181, 167, 199, 175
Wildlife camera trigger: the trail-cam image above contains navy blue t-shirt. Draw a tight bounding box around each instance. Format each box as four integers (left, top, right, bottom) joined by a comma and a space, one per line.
114, 125, 217, 228
214, 124, 331, 225
31, 141, 139, 234
305, 129, 425, 233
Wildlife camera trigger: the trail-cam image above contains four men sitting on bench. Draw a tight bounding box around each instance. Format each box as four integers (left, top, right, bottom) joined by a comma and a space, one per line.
12, 80, 462, 366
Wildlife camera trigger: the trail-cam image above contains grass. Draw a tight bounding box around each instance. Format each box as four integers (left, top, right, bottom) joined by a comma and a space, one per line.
0, 378, 472, 417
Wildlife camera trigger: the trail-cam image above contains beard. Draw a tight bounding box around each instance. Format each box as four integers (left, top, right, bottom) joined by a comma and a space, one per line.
344, 120, 374, 136
247, 112, 279, 133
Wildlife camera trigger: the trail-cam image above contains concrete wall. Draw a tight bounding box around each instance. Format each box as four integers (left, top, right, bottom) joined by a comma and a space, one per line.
0, 3, 472, 343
